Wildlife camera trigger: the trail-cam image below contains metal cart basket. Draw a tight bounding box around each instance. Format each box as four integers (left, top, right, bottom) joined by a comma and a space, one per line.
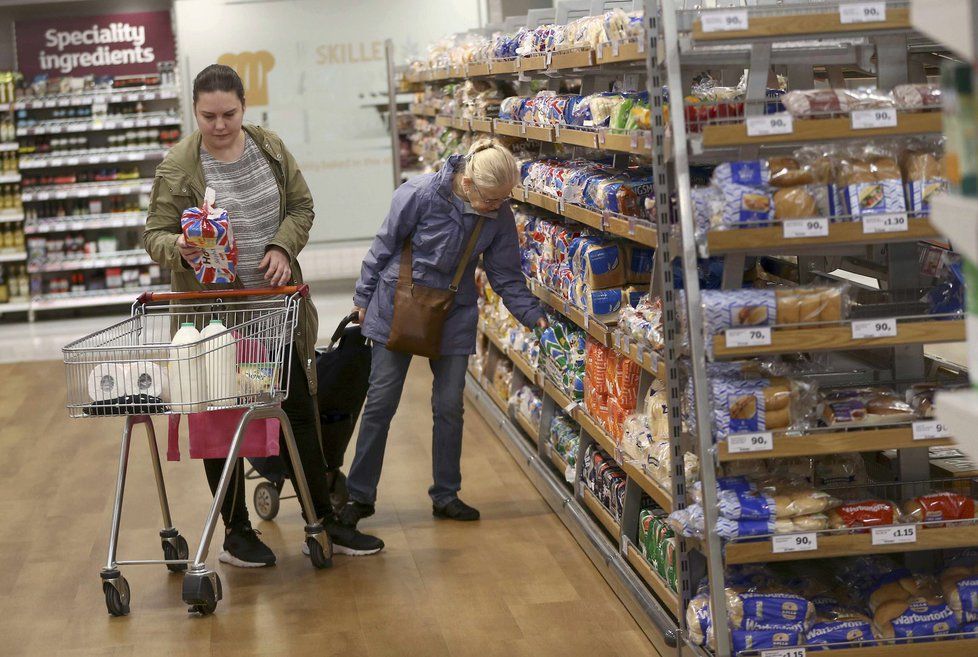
62, 285, 332, 617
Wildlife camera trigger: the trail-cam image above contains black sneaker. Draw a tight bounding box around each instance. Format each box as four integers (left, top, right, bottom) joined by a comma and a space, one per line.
319, 521, 384, 556
219, 522, 276, 568
338, 500, 375, 527
433, 498, 480, 521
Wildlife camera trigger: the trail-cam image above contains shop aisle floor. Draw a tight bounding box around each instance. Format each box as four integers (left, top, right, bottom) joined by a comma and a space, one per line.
0, 359, 659, 657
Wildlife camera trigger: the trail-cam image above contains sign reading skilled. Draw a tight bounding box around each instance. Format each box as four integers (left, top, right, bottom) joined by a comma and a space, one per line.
15, 11, 176, 79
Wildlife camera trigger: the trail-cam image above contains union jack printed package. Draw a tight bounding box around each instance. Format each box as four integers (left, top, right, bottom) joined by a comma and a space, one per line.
180, 187, 238, 284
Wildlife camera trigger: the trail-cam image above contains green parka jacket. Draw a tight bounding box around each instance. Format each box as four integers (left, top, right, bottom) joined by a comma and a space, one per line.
144, 124, 319, 396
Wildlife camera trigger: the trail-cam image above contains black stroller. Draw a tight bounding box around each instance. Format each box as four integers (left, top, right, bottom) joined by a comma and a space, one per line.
246, 312, 370, 520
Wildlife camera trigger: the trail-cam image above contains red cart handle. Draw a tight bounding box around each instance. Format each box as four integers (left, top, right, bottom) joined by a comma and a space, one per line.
138, 285, 309, 304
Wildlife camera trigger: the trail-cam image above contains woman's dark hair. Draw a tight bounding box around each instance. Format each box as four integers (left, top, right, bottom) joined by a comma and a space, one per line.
192, 64, 245, 105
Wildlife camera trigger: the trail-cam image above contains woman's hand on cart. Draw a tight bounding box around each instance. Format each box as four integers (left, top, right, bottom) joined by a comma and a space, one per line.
352, 306, 366, 324
176, 234, 203, 265
260, 246, 292, 287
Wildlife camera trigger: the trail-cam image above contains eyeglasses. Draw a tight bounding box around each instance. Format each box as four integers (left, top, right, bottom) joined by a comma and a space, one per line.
469, 177, 509, 206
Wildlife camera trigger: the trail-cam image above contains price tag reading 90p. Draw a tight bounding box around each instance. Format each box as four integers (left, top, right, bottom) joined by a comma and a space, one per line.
701, 10, 749, 32
851, 318, 898, 340
725, 326, 772, 349
783, 217, 829, 239
728, 432, 773, 454
746, 114, 794, 137
912, 420, 951, 440
839, 2, 886, 24
772, 533, 818, 554
851, 107, 897, 130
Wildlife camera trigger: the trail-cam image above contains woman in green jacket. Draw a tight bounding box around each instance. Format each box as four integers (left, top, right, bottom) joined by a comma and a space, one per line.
145, 64, 383, 567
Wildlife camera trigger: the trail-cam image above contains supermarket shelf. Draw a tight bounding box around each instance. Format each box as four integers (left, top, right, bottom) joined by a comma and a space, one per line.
0, 173, 20, 184
19, 148, 168, 170
712, 319, 965, 359
624, 541, 680, 617
717, 424, 955, 462
28, 251, 152, 273
14, 86, 180, 110
493, 119, 554, 143
527, 279, 614, 346
22, 180, 153, 202
576, 404, 619, 456
17, 114, 181, 137
582, 487, 621, 539
620, 459, 674, 514
0, 251, 27, 263
724, 522, 978, 565
929, 193, 978, 262
699, 111, 941, 149
485, 381, 509, 415
0, 301, 30, 314
513, 187, 657, 248
0, 142, 17, 152
510, 349, 541, 386
690, 5, 910, 43
482, 321, 509, 355
613, 334, 667, 380
25, 212, 145, 234
515, 412, 540, 444
705, 217, 940, 255
548, 445, 572, 480
936, 389, 978, 467
32, 286, 168, 311
543, 378, 576, 415
465, 373, 680, 654
0, 211, 24, 224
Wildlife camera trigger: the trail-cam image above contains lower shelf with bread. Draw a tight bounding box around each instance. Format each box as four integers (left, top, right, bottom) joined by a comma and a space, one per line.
624, 539, 681, 618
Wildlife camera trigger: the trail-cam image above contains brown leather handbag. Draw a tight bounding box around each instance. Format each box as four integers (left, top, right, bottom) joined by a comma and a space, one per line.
386, 217, 485, 359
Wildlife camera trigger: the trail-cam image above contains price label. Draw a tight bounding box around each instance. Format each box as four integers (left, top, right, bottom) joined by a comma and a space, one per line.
127, 153, 143, 161
725, 326, 772, 348
90, 156, 102, 164
783, 217, 829, 239
126, 93, 140, 102
851, 318, 898, 339
728, 432, 774, 454
48, 126, 62, 134
839, 2, 886, 23
135, 119, 149, 128
772, 533, 818, 554
862, 212, 908, 234
66, 158, 79, 166
54, 191, 68, 199
912, 420, 951, 440
761, 649, 806, 657
701, 10, 749, 32
746, 113, 794, 137
35, 192, 49, 201
851, 107, 897, 129
57, 98, 71, 107
872, 525, 917, 545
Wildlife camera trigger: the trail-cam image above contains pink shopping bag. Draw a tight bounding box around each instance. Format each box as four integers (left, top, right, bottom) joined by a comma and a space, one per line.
167, 409, 280, 461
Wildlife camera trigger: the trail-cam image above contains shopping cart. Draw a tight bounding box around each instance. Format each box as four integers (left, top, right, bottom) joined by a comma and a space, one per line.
62, 285, 333, 618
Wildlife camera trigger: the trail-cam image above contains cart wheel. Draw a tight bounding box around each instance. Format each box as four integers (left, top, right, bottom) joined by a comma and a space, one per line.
254, 482, 280, 521
162, 534, 190, 573
103, 576, 130, 617
184, 571, 222, 616
306, 534, 333, 570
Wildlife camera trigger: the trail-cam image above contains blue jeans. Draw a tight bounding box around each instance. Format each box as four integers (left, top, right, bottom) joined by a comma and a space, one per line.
346, 343, 470, 508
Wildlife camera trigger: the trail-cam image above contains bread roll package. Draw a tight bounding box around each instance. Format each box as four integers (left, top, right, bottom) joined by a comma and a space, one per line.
623, 244, 654, 284
901, 492, 977, 525
873, 597, 959, 642
827, 500, 902, 529
702, 289, 776, 339
708, 376, 818, 441
901, 141, 948, 214
818, 387, 914, 427
941, 568, 978, 625
893, 83, 942, 110
838, 147, 908, 218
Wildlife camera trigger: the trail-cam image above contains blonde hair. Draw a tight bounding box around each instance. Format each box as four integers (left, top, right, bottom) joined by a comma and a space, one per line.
464, 138, 519, 191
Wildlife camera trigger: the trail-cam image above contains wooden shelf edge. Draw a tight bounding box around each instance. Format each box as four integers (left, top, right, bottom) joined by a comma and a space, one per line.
621, 459, 673, 513
549, 445, 572, 480
576, 407, 619, 456
718, 426, 955, 461
725, 523, 978, 565
692, 8, 911, 43
582, 487, 622, 539
808, 637, 978, 657
515, 412, 540, 444
486, 384, 509, 415
624, 543, 680, 617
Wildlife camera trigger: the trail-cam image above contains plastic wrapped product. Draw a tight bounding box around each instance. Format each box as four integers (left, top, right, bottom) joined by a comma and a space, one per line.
818, 388, 914, 427
180, 188, 238, 284
814, 453, 869, 487
569, 237, 625, 289
901, 142, 947, 214
714, 160, 771, 187
702, 288, 777, 338
940, 567, 978, 625
893, 83, 942, 110
806, 606, 875, 650
782, 88, 895, 118
901, 492, 977, 525
907, 383, 938, 419
708, 377, 796, 439
873, 597, 959, 642
827, 500, 902, 529
838, 151, 907, 218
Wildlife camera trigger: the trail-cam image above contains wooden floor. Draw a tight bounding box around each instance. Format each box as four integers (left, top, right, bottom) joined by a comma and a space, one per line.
0, 359, 658, 657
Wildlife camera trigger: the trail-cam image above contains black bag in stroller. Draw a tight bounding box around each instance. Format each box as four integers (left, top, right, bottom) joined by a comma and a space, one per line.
248, 312, 371, 520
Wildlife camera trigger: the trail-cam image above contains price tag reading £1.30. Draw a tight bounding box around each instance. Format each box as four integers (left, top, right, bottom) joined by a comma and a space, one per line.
772, 533, 818, 554
863, 212, 908, 234
783, 217, 829, 239
728, 432, 773, 454
761, 649, 807, 657
746, 114, 793, 137
851, 318, 898, 340
725, 326, 772, 348
912, 420, 951, 440
872, 525, 917, 546
701, 10, 749, 32
851, 108, 898, 130
839, 2, 886, 24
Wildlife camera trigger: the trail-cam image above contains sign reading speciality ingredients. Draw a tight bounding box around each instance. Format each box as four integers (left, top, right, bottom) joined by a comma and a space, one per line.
15, 11, 176, 79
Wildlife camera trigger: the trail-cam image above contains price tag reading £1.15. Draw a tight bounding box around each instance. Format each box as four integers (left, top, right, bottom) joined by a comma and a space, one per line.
772, 533, 818, 554
761, 649, 807, 657
728, 432, 773, 454
871, 525, 917, 546
725, 326, 772, 348
851, 318, 898, 340
746, 114, 793, 137
783, 217, 829, 239
839, 2, 886, 24
851, 108, 897, 130
701, 10, 749, 32
912, 420, 951, 441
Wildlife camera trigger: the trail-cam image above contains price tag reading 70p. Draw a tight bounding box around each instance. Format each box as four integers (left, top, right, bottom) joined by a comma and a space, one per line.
772, 533, 818, 554
725, 326, 772, 348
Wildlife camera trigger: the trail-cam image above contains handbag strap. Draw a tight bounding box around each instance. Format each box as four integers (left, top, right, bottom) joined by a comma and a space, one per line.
398, 216, 486, 293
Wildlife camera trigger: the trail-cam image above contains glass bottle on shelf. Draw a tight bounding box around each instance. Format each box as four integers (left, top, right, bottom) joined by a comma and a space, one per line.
0, 266, 9, 303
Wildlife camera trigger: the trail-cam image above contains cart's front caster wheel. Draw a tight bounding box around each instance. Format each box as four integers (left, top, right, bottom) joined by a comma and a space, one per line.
101, 570, 130, 617
161, 530, 189, 573
254, 482, 280, 521
305, 531, 333, 570
182, 570, 222, 616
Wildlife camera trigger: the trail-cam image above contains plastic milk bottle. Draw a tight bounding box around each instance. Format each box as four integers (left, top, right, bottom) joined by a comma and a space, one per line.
169, 322, 204, 412
201, 318, 237, 405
